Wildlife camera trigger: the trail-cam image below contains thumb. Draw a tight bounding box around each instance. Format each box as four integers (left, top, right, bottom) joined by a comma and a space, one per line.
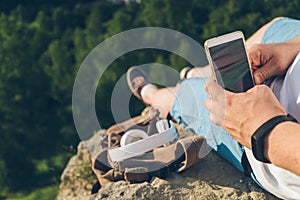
253, 62, 275, 84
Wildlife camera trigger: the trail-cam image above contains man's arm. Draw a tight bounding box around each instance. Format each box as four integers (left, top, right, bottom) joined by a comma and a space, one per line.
204, 79, 300, 176
249, 35, 300, 84
266, 121, 300, 176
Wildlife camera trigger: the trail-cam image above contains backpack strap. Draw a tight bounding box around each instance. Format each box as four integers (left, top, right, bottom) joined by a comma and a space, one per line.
177, 136, 209, 172
108, 121, 178, 162
115, 136, 207, 180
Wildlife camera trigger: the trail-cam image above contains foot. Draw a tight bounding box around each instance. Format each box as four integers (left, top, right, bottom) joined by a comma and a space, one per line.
127, 66, 149, 100
179, 66, 192, 80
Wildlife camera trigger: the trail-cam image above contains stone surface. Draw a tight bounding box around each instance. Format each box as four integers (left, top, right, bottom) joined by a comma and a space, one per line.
56, 131, 279, 200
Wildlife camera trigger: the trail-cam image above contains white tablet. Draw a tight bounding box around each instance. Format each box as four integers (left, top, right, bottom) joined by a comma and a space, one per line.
204, 31, 255, 92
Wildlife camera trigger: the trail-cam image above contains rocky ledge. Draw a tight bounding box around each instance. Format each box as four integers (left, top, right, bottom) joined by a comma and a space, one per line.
56, 131, 279, 200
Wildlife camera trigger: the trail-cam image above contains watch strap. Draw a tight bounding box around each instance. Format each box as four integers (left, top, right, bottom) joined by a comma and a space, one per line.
251, 114, 297, 163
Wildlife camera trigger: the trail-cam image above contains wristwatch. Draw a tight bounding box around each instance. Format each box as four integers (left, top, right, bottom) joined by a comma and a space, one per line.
251, 114, 297, 163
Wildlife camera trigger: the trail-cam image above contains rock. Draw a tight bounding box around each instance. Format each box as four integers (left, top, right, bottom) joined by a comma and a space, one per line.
56, 131, 279, 200
55, 133, 101, 200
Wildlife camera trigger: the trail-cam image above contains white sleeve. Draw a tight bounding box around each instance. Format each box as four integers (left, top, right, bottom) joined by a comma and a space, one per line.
279, 52, 300, 121
245, 53, 300, 200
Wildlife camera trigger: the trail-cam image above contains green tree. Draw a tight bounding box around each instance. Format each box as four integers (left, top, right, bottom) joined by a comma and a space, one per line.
1, 0, 300, 198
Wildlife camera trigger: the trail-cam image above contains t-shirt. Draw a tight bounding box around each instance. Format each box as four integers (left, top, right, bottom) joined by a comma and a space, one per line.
245, 52, 300, 199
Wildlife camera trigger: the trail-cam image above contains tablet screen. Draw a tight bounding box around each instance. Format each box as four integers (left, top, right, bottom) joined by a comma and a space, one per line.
208, 38, 254, 92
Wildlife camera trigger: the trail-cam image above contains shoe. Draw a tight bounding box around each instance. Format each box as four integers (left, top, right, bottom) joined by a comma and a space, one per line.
179, 66, 192, 80
127, 66, 149, 100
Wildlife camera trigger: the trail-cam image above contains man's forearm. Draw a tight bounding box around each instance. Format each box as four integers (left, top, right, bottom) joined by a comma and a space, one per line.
289, 35, 300, 44
265, 121, 300, 176
286, 35, 300, 57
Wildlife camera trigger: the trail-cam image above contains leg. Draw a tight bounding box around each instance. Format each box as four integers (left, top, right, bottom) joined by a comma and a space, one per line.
187, 65, 212, 78
141, 84, 178, 118
127, 68, 245, 172
170, 78, 245, 172
127, 66, 178, 118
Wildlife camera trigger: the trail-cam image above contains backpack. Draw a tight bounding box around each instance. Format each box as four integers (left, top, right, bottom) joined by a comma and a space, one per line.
91, 107, 208, 188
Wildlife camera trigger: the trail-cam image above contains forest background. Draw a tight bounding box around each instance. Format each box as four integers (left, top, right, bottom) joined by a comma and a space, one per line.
0, 0, 299, 199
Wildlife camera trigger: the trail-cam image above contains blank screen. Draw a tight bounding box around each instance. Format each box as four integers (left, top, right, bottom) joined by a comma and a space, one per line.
209, 38, 254, 93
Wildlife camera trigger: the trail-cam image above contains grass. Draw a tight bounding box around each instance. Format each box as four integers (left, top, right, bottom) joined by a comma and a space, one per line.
5, 185, 58, 200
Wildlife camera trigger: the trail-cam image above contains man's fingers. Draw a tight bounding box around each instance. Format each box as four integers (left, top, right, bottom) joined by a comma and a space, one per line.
248, 43, 271, 67
253, 62, 275, 84
248, 44, 280, 84
208, 113, 222, 126
204, 98, 212, 111
205, 78, 224, 98
205, 97, 225, 127
248, 44, 265, 67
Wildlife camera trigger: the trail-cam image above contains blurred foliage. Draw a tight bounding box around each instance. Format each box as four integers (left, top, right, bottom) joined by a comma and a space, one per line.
0, 0, 300, 199
5, 185, 57, 200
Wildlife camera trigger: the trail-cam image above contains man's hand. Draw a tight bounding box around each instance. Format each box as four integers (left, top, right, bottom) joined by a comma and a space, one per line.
204, 79, 286, 149
249, 36, 300, 84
